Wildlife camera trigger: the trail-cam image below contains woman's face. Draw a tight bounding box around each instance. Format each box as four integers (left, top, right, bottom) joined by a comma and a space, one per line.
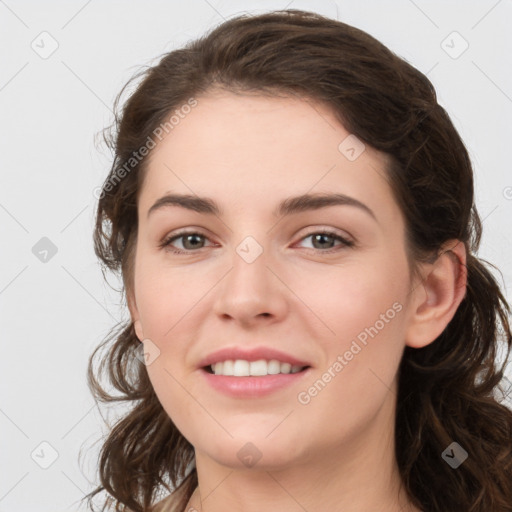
129, 91, 419, 469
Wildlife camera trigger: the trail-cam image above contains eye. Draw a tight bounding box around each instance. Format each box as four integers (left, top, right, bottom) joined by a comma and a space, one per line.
159, 228, 354, 255
159, 230, 213, 253
296, 230, 354, 253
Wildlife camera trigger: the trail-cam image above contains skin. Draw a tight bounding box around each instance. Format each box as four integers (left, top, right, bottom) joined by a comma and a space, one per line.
128, 90, 467, 512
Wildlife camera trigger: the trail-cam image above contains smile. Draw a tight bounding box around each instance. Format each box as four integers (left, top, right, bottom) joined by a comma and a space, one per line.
207, 359, 308, 377
200, 363, 312, 398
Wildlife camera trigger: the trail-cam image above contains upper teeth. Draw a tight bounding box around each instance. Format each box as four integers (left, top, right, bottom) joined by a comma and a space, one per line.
211, 359, 305, 376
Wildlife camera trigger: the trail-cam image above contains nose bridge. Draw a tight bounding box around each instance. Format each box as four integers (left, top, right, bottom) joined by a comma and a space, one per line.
212, 231, 287, 322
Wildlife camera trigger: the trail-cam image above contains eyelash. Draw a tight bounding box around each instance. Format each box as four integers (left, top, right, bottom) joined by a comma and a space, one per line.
159, 229, 355, 255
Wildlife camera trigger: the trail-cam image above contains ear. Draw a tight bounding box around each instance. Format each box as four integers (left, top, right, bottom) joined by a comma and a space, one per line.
405, 239, 467, 349
127, 289, 144, 342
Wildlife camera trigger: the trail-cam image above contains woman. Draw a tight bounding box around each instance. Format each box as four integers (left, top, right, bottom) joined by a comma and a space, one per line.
85, 9, 512, 512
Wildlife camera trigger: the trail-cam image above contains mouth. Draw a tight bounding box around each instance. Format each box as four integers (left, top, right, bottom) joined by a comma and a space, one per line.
200, 360, 313, 398
196, 347, 313, 397
202, 359, 312, 377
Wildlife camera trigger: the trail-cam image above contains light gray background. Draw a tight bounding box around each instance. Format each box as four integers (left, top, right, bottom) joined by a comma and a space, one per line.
1, 1, 511, 511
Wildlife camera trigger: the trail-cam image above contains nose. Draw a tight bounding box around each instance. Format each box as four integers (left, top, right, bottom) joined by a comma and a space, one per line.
212, 243, 288, 328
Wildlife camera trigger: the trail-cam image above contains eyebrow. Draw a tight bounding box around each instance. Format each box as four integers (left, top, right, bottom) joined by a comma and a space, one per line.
147, 192, 377, 222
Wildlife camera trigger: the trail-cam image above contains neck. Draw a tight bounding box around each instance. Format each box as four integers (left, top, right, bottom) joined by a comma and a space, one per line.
184, 388, 421, 512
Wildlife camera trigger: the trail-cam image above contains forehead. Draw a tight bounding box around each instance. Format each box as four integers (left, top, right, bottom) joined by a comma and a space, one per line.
140, 92, 399, 227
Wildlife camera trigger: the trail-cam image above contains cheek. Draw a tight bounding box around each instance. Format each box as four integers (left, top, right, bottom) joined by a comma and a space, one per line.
332, 298, 406, 392
293, 254, 408, 345
295, 253, 409, 400
133, 252, 201, 337
144, 359, 209, 447
292, 276, 407, 444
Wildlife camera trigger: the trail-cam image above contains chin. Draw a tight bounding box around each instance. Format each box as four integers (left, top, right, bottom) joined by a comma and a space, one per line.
197, 434, 307, 471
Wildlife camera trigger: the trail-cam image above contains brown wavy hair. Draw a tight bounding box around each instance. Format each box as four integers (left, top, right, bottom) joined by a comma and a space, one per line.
84, 9, 512, 512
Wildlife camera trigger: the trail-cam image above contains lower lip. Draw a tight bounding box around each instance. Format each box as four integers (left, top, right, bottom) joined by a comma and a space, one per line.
199, 367, 312, 398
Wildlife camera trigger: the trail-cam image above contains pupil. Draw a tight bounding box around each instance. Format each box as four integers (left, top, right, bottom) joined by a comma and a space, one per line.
184, 234, 203, 249
314, 234, 333, 249
182, 234, 335, 250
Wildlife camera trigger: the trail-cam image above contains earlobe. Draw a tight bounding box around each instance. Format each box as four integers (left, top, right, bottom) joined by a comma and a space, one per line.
133, 320, 144, 342
405, 240, 467, 349
127, 292, 144, 342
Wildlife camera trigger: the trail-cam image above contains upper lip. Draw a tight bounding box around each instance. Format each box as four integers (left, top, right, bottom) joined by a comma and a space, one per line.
197, 346, 312, 369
